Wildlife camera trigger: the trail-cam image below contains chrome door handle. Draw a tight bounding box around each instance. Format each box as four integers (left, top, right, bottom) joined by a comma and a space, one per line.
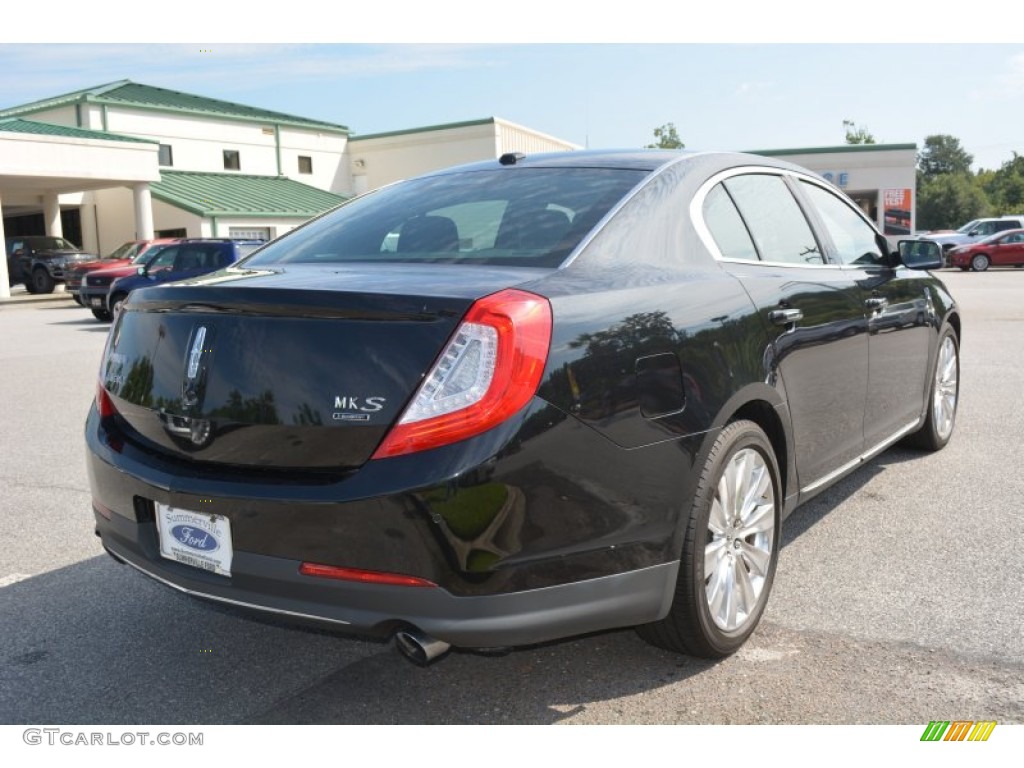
769, 308, 803, 326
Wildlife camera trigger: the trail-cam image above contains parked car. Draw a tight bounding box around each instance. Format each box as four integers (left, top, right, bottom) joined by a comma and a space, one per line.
88, 150, 960, 665
4, 236, 96, 294
65, 238, 181, 305
947, 229, 1024, 271
919, 216, 1024, 256
84, 239, 262, 321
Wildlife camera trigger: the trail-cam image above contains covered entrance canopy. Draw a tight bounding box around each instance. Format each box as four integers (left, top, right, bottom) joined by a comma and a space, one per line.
0, 118, 160, 298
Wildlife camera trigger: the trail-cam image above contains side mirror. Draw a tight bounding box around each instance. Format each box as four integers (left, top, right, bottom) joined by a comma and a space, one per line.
897, 240, 943, 270
968, 229, 980, 237
136, 266, 146, 276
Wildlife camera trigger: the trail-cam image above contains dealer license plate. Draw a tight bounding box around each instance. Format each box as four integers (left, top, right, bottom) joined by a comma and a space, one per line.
156, 503, 233, 577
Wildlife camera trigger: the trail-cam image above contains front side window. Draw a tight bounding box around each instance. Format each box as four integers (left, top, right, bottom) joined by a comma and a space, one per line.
800, 181, 885, 266
242, 168, 645, 269
223, 150, 241, 171
723, 175, 823, 265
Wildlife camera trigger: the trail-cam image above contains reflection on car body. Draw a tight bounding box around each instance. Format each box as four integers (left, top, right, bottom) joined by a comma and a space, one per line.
87, 150, 960, 664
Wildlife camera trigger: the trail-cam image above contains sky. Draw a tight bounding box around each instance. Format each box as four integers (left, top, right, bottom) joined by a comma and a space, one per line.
3, 4, 1023, 172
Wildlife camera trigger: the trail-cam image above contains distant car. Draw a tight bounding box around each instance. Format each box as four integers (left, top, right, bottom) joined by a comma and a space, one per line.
100, 239, 263, 320
920, 217, 1024, 255
88, 150, 961, 665
4, 236, 96, 294
947, 229, 1024, 271
65, 239, 181, 305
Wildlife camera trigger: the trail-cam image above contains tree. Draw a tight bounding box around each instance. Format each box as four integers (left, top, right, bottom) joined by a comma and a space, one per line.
980, 152, 1024, 213
843, 120, 876, 145
918, 134, 973, 178
916, 173, 990, 231
646, 123, 684, 149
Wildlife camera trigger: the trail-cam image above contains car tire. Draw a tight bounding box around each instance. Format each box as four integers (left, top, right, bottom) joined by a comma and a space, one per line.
637, 419, 781, 658
958, 266, 969, 271
72, 294, 83, 306
903, 327, 959, 452
109, 292, 128, 318
90, 306, 112, 322
970, 254, 990, 272
31, 268, 56, 294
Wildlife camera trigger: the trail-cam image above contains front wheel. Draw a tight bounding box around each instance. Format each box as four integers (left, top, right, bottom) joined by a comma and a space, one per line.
903, 327, 959, 451
31, 268, 56, 294
971, 254, 990, 272
90, 306, 112, 322
109, 292, 128, 318
637, 420, 781, 658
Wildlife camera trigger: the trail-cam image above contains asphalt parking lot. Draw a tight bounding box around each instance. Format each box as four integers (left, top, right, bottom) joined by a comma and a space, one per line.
0, 272, 1022, 725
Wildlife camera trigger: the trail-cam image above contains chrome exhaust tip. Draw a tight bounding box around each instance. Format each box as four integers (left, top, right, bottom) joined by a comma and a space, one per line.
394, 628, 451, 666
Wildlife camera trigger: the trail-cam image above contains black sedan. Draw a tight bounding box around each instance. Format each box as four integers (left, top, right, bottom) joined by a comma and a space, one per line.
86, 150, 959, 664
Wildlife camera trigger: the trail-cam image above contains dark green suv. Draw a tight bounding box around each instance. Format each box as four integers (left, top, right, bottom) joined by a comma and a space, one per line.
5, 236, 96, 294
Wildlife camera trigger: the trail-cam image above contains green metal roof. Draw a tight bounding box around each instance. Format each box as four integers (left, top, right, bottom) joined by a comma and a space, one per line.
0, 117, 156, 144
750, 143, 917, 157
350, 117, 496, 141
0, 80, 349, 134
151, 171, 347, 218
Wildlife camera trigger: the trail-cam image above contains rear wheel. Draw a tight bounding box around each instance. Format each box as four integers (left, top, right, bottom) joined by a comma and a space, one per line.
637, 420, 781, 658
31, 268, 55, 294
971, 253, 990, 272
904, 327, 959, 451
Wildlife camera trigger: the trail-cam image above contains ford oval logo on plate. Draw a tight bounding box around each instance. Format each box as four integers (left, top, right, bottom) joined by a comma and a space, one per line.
171, 524, 220, 552
156, 504, 234, 577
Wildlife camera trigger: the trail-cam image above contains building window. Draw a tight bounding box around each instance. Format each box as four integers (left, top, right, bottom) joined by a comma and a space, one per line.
223, 150, 241, 171
298, 156, 313, 174
158, 144, 173, 167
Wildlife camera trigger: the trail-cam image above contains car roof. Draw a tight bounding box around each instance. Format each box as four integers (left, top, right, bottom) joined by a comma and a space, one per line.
422, 148, 818, 180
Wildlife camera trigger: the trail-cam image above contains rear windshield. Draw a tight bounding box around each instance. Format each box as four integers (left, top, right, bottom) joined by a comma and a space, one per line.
241, 168, 646, 269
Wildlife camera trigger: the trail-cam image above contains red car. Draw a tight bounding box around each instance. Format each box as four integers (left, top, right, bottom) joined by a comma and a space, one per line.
948, 229, 1024, 271
66, 239, 181, 304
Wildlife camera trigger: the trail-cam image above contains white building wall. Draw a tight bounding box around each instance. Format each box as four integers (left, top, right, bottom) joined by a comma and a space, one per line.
103, 108, 281, 175
350, 123, 499, 192
151, 198, 208, 238
495, 119, 580, 155
91, 187, 144, 250
21, 106, 78, 127
277, 126, 350, 195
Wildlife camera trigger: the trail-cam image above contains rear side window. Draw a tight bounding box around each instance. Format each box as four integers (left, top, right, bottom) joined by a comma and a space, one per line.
703, 184, 759, 261
723, 175, 823, 266
242, 168, 646, 269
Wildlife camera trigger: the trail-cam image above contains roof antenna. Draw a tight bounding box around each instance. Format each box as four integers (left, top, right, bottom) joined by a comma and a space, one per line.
499, 152, 525, 166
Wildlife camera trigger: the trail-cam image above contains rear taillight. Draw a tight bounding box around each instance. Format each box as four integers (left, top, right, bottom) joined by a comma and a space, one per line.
371, 288, 552, 459
96, 381, 116, 418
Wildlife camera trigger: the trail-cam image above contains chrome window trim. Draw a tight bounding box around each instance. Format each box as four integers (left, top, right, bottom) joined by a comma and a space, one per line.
690, 165, 890, 270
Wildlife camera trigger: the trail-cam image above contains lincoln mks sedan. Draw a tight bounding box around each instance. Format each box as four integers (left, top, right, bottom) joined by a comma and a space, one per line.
87, 150, 959, 664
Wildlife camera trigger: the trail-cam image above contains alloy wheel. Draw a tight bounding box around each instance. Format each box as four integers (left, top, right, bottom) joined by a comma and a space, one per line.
704, 447, 776, 632
932, 335, 958, 441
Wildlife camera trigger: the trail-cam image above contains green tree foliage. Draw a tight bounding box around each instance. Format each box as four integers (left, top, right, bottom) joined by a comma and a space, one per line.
980, 152, 1024, 213
843, 120, 876, 145
918, 134, 973, 178
646, 123, 685, 149
917, 174, 990, 231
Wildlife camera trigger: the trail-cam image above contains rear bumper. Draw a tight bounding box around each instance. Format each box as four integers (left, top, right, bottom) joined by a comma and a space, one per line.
98, 506, 677, 647
86, 397, 698, 647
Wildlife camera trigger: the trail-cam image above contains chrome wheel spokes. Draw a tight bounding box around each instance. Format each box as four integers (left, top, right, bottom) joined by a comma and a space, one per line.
933, 335, 958, 440
704, 447, 776, 631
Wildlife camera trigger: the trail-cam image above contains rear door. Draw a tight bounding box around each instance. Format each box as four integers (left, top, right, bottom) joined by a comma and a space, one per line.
700, 171, 869, 489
